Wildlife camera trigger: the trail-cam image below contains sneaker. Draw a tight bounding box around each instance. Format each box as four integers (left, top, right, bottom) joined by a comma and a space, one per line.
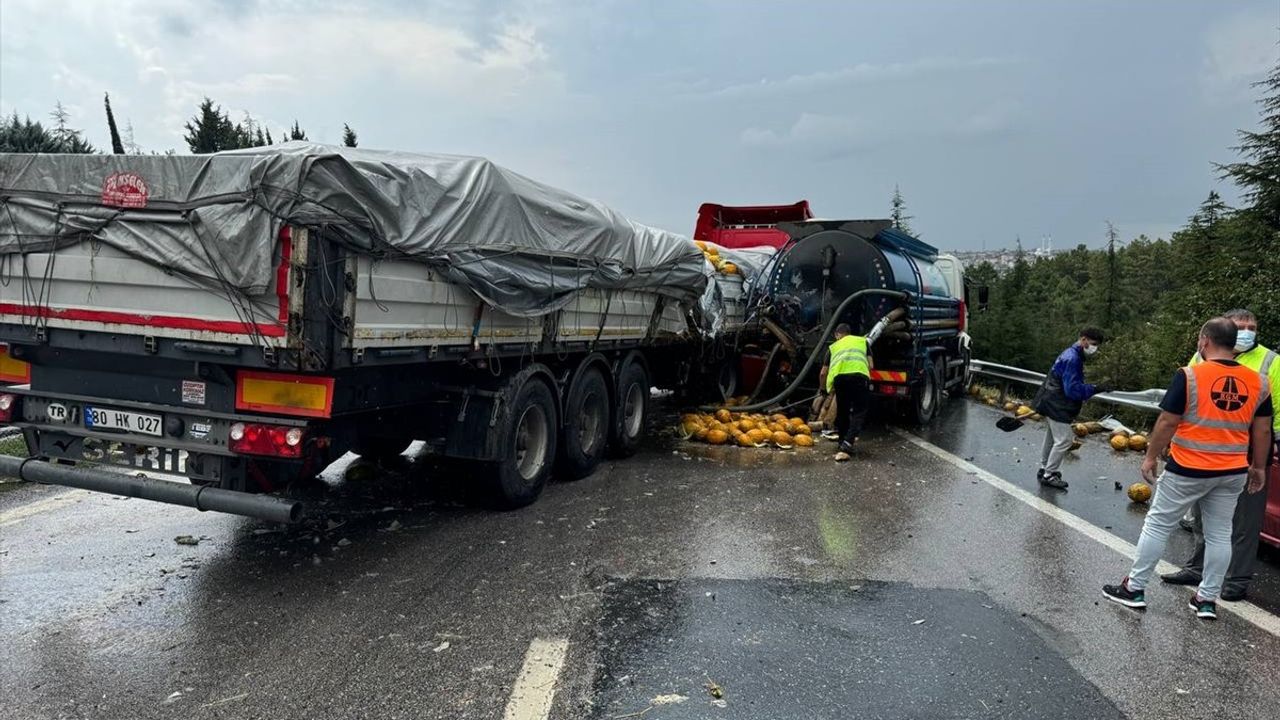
1036, 468, 1045, 482
821, 431, 841, 441
1102, 578, 1146, 609
1178, 517, 1194, 532
1188, 597, 1217, 619
834, 451, 851, 462
1039, 472, 1068, 490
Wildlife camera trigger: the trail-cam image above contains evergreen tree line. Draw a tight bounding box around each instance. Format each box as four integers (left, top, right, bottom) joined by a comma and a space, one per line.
0, 95, 359, 154
967, 64, 1280, 392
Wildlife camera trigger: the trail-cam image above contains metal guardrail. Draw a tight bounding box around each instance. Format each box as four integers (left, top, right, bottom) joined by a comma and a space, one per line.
970, 359, 1165, 414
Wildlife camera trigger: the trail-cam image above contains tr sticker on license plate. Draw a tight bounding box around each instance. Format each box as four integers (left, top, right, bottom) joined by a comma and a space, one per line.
84, 406, 163, 437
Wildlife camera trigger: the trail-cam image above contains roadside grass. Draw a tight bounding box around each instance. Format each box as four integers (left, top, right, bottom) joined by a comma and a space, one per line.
0, 433, 28, 458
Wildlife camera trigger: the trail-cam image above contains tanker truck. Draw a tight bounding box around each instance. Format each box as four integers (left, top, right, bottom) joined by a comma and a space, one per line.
729, 219, 972, 424
0, 143, 754, 521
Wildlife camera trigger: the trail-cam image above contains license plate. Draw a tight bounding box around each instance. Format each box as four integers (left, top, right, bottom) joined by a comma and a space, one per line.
84, 406, 163, 437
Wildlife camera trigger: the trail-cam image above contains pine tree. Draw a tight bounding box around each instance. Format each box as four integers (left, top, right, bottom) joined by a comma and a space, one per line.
46, 101, 95, 152
183, 98, 239, 153
289, 120, 307, 141
342, 123, 358, 147
1104, 221, 1119, 328
1217, 62, 1280, 227
122, 119, 141, 154
265, 127, 274, 145
890, 184, 914, 235
104, 93, 125, 154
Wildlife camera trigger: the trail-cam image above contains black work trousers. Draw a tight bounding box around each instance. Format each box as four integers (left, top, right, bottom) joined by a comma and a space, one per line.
833, 373, 871, 447
1183, 436, 1277, 593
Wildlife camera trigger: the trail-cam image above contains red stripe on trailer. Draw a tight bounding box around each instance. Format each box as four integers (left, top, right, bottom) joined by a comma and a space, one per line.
870, 370, 908, 382
0, 303, 288, 337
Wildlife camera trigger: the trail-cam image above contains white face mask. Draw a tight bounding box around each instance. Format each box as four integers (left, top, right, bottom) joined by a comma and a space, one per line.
1234, 329, 1257, 352
1083, 343, 1099, 356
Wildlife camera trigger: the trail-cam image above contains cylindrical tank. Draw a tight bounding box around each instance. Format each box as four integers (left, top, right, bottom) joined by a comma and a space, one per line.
763, 222, 956, 350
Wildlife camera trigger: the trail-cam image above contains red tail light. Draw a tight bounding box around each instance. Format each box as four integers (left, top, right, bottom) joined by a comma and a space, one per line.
0, 393, 17, 422
956, 299, 967, 334
228, 422, 305, 458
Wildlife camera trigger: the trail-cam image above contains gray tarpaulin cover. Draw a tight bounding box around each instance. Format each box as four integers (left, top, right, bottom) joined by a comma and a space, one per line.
0, 142, 709, 318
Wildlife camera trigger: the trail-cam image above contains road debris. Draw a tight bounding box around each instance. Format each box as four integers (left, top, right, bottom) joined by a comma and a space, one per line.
651, 694, 688, 706
200, 692, 249, 708
174, 535, 199, 546
705, 678, 724, 699
432, 641, 450, 653
912, 619, 926, 625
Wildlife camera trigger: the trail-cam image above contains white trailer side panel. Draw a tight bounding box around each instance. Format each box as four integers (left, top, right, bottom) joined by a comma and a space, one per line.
0, 239, 288, 346
350, 256, 695, 349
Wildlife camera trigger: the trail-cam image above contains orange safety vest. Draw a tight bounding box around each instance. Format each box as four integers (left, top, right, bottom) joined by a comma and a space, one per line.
1169, 360, 1271, 472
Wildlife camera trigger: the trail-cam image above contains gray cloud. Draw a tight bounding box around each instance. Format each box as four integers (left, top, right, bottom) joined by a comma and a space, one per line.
707, 56, 1015, 100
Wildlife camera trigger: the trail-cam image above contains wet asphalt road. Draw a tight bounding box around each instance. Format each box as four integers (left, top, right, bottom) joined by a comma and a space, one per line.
2, 399, 1279, 720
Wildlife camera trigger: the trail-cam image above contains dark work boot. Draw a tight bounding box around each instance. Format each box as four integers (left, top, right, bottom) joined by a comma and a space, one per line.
1159, 569, 1202, 586
1220, 586, 1248, 602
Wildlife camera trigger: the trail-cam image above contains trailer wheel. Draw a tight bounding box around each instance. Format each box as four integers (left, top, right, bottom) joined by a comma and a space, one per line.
558, 366, 610, 481
910, 357, 943, 425
610, 358, 649, 458
487, 376, 558, 509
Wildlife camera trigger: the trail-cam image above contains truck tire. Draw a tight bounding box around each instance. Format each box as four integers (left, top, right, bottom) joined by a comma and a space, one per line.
910, 357, 943, 425
486, 375, 558, 509
558, 366, 611, 481
352, 436, 413, 464
610, 358, 649, 458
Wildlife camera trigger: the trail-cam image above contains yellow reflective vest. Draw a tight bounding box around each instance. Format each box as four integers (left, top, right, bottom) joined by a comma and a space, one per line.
826, 335, 870, 392
1190, 343, 1279, 433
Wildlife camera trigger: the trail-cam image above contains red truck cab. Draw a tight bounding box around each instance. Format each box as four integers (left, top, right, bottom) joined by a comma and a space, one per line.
1265, 445, 1280, 548
693, 201, 812, 249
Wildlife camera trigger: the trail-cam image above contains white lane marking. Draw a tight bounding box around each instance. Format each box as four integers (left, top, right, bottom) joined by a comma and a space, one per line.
502, 637, 570, 720
0, 489, 90, 527
892, 428, 1280, 638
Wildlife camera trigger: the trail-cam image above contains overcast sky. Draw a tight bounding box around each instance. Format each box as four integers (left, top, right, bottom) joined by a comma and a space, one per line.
1, 0, 1277, 250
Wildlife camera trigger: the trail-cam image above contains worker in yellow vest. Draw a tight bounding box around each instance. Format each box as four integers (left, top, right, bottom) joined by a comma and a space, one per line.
818, 323, 871, 462
1162, 308, 1279, 601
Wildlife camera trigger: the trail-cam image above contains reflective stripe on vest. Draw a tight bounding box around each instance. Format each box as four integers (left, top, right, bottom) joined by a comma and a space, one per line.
827, 335, 870, 392
1170, 361, 1266, 472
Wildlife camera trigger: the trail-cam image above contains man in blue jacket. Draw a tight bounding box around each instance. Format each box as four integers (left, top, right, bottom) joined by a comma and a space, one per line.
1031, 328, 1112, 489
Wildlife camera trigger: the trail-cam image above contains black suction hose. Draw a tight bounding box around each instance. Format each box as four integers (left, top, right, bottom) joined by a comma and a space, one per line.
701, 288, 910, 412
745, 343, 784, 404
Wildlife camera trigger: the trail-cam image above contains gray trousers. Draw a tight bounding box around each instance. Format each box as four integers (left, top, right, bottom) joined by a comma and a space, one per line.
1038, 419, 1074, 475
1179, 437, 1276, 593
1128, 469, 1245, 601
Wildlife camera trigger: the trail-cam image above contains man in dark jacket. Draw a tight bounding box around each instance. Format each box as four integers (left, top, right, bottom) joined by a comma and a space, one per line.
1032, 328, 1112, 489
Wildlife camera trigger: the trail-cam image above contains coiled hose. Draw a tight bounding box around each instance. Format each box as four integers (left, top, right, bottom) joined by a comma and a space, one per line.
700, 288, 910, 412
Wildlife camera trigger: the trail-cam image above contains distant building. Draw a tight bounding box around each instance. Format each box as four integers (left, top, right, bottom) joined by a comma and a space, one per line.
950, 237, 1056, 270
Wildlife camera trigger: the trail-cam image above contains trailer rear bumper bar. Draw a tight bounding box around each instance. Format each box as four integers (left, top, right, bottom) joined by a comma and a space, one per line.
0, 455, 303, 524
